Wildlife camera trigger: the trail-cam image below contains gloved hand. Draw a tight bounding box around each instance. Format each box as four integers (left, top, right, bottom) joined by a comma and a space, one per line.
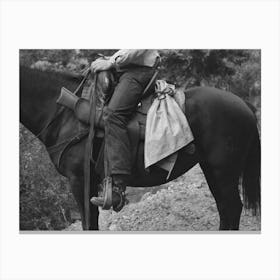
90, 58, 113, 73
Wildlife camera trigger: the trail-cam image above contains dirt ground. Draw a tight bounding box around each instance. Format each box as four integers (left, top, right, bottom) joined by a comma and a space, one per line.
65, 164, 261, 232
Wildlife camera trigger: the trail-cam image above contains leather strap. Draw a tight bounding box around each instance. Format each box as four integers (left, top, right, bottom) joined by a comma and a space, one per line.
34, 106, 65, 140
142, 57, 161, 98
142, 69, 159, 96
83, 74, 97, 230
102, 177, 113, 210
73, 68, 90, 96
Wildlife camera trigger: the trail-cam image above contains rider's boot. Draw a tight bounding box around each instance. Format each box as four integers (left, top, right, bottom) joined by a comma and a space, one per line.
90, 174, 128, 212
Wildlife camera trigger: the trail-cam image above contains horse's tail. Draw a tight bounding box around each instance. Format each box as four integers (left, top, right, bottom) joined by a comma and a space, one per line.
242, 127, 261, 215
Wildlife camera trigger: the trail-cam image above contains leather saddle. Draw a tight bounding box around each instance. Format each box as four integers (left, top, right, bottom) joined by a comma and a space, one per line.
57, 83, 156, 174
57, 85, 153, 136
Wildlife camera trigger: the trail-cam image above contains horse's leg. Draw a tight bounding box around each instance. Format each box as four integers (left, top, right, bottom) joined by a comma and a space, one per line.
69, 176, 99, 230
89, 176, 99, 230
69, 177, 86, 229
60, 142, 99, 230
89, 204, 99, 230
200, 163, 243, 230
199, 163, 228, 229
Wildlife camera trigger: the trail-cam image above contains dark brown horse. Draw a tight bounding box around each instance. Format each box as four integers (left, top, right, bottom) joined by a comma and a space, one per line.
20, 65, 261, 230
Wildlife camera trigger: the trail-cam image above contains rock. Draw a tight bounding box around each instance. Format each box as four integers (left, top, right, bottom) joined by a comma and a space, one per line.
109, 224, 120, 231
141, 192, 152, 201
63, 165, 260, 232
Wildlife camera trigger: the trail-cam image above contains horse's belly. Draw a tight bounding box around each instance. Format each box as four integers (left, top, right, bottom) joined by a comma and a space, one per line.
131, 142, 198, 187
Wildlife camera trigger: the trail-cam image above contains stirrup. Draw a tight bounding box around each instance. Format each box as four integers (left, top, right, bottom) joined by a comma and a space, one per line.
112, 185, 126, 212
91, 177, 127, 212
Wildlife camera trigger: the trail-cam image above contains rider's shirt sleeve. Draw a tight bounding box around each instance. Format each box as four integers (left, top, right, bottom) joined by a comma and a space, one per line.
109, 49, 159, 68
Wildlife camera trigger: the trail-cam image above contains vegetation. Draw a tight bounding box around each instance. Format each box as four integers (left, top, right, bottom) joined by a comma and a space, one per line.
20, 126, 76, 230
19, 49, 261, 230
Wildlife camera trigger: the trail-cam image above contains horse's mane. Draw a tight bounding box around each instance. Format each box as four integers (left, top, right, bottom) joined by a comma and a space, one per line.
20, 65, 85, 100
20, 65, 117, 114
20, 65, 84, 82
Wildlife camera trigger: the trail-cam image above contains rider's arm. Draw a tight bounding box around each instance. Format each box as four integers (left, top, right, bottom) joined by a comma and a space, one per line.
91, 49, 159, 73
109, 49, 159, 69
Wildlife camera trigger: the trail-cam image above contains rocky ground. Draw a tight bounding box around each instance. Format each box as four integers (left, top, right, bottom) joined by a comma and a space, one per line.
65, 164, 261, 232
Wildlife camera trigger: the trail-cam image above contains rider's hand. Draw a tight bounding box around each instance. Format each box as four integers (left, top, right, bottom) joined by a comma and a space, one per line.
90, 58, 113, 73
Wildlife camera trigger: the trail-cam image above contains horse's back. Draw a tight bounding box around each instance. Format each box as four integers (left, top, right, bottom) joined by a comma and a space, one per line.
185, 86, 256, 131
186, 86, 255, 119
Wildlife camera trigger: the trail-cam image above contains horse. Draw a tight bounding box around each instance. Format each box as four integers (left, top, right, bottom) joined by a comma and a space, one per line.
19, 65, 261, 231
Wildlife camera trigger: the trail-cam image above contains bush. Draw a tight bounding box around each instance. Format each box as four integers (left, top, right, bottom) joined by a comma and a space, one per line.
20, 125, 76, 230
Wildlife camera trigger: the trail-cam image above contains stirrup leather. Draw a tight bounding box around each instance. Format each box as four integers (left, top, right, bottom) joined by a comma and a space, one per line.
101, 176, 113, 210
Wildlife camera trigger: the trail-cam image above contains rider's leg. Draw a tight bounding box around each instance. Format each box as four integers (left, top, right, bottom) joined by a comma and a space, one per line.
91, 67, 154, 211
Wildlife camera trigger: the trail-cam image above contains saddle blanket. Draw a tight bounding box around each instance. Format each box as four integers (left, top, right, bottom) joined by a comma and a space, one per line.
145, 80, 194, 177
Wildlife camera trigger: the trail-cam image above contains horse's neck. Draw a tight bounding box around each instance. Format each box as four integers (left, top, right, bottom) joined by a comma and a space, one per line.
20, 66, 78, 138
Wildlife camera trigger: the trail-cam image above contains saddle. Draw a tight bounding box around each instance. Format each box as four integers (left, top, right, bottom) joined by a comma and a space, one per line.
57, 85, 154, 164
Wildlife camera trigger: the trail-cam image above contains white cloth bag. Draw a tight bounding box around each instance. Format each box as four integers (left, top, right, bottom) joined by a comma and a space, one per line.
144, 80, 194, 169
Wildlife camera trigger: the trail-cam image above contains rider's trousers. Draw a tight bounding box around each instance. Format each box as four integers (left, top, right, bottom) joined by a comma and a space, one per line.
103, 66, 155, 177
